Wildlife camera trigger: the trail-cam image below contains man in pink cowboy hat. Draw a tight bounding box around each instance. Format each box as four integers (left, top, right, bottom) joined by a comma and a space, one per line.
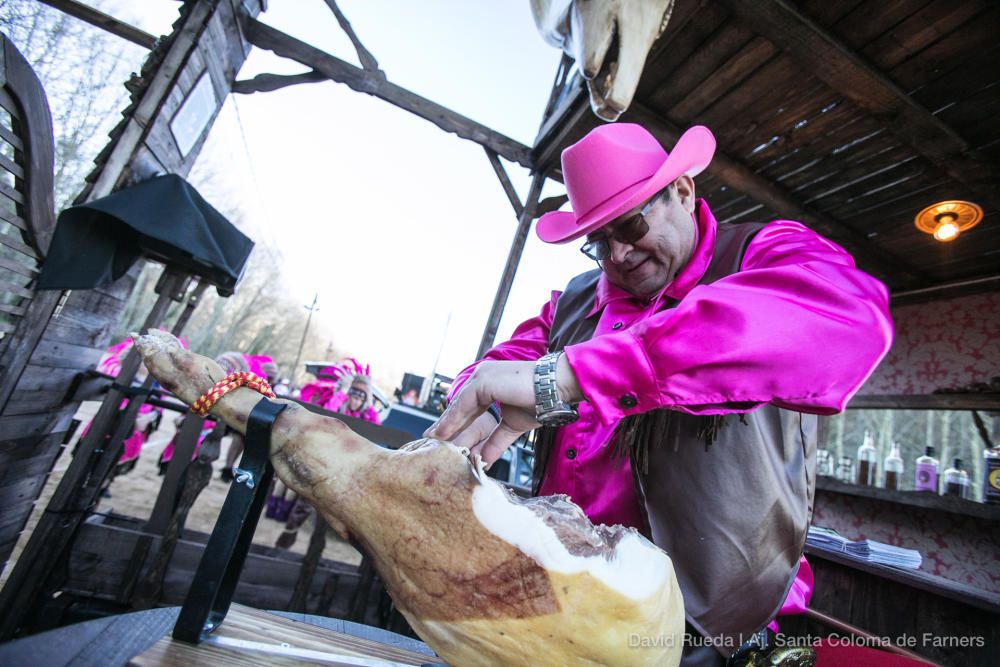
427, 124, 893, 665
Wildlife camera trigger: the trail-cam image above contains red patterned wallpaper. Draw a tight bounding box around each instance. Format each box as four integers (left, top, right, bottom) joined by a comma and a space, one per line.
860, 292, 1000, 395
812, 490, 1000, 593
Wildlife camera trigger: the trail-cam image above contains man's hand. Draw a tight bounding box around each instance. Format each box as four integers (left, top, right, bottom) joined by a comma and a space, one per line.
423, 357, 581, 467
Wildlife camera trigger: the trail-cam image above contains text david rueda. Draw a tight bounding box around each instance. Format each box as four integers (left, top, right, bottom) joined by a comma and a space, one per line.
628, 632, 986, 650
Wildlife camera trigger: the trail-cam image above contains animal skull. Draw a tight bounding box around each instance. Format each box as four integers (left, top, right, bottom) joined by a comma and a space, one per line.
531, 0, 675, 121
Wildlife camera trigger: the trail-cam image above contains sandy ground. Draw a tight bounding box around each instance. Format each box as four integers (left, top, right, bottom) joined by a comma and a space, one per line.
1, 401, 361, 590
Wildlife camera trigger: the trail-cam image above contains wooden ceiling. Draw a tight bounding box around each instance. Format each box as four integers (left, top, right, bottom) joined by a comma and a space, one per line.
532, 0, 1000, 295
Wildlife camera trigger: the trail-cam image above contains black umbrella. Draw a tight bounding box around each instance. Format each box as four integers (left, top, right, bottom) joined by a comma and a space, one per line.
38, 174, 253, 296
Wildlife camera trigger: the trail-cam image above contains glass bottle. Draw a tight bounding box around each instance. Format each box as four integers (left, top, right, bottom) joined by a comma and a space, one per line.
856, 430, 877, 486
985, 445, 1000, 505
914, 446, 939, 492
883, 441, 904, 491
836, 456, 854, 484
942, 458, 970, 499
816, 448, 834, 477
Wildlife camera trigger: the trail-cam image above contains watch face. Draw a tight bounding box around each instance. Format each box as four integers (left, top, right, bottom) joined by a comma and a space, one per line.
538, 408, 579, 427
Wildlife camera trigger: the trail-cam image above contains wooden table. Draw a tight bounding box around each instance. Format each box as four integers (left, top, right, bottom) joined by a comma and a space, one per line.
0, 604, 441, 666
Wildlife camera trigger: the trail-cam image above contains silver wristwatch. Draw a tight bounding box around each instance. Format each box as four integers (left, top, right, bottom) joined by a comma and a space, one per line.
534, 351, 579, 427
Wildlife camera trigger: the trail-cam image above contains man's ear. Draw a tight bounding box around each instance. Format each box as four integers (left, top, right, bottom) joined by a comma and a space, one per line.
674, 174, 696, 213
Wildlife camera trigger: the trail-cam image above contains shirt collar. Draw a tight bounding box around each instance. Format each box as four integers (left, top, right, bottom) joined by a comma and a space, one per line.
590, 198, 717, 316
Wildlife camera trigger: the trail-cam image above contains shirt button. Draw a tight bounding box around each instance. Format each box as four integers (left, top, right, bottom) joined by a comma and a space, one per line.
612, 321, 623, 330
619, 394, 638, 409
565, 448, 577, 460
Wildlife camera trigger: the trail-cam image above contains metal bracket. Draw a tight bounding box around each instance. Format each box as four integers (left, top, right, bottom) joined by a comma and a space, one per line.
172, 398, 287, 643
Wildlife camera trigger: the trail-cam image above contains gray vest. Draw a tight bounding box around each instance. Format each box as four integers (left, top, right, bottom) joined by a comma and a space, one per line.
537, 221, 816, 650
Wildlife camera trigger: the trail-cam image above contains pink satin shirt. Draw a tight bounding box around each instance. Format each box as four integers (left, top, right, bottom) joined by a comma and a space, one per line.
452, 199, 892, 619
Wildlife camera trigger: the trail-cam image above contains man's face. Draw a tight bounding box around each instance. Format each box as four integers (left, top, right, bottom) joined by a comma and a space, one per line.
587, 175, 697, 297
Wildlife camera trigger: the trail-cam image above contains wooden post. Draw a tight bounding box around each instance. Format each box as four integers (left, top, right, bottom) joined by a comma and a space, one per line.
72, 273, 195, 517
288, 293, 319, 389
145, 414, 206, 533
0, 268, 186, 639
101, 280, 204, 480
483, 147, 523, 218
348, 556, 377, 624
289, 515, 329, 612
476, 172, 546, 360
37, 0, 157, 49
130, 422, 222, 610
317, 572, 341, 617
143, 279, 211, 533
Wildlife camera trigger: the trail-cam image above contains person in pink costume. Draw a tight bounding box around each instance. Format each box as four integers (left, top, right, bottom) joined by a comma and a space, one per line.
329, 361, 382, 424
273, 361, 382, 548
80, 335, 183, 482
157, 415, 218, 474
296, 358, 381, 420
298, 364, 348, 408
425, 124, 893, 665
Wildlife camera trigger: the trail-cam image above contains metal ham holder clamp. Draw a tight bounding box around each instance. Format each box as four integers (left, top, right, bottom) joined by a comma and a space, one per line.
172, 398, 287, 643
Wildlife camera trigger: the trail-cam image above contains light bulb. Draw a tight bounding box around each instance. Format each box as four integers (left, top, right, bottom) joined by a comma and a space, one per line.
933, 221, 960, 242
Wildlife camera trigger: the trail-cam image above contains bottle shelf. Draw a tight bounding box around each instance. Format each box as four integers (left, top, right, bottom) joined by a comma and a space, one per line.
815, 475, 1000, 521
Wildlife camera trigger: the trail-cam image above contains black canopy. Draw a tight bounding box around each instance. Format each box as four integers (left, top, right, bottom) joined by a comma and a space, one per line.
38, 174, 253, 296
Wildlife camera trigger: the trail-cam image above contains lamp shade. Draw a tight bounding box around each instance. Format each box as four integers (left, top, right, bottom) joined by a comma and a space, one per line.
914, 200, 983, 242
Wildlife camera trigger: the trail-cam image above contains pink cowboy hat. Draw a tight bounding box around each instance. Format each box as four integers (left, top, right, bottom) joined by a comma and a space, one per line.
536, 124, 716, 244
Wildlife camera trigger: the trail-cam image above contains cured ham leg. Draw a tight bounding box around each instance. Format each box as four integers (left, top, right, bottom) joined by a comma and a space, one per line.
133, 330, 684, 666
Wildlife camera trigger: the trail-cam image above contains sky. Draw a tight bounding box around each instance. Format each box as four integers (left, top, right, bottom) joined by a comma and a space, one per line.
99, 0, 595, 388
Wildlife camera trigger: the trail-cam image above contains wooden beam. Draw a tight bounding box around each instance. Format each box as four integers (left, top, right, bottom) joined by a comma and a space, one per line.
145, 414, 206, 534
535, 194, 569, 218
483, 148, 523, 217
289, 517, 329, 612
38, 0, 157, 50
477, 173, 546, 359
532, 80, 594, 176
130, 426, 219, 609
83, 0, 217, 201
847, 393, 1000, 411
717, 0, 1000, 214
889, 274, 1000, 307
320, 0, 382, 75
232, 70, 328, 95
0, 271, 185, 640
241, 16, 532, 169
623, 103, 922, 284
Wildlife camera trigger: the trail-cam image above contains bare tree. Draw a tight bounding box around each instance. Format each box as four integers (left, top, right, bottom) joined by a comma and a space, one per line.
4, 1, 354, 390
0, 0, 151, 209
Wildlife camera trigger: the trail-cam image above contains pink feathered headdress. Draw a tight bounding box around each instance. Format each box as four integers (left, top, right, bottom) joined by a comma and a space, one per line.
245, 354, 278, 381
343, 357, 370, 377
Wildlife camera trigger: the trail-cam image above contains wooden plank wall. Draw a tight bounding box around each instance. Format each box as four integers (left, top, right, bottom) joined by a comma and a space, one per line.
0, 0, 264, 577
616, 0, 1000, 291
65, 520, 367, 621
0, 274, 134, 567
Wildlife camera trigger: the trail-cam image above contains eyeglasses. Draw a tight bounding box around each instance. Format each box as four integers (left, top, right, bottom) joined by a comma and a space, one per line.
580, 200, 654, 262
348, 387, 367, 400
